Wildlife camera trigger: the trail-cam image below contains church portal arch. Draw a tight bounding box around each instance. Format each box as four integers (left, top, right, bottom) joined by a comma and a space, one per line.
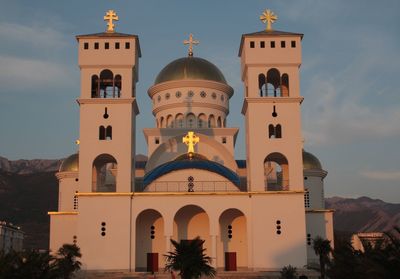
218, 208, 247, 268
135, 209, 164, 271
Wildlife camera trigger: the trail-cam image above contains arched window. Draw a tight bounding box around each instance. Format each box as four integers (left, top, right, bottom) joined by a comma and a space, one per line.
266, 68, 281, 97
114, 74, 122, 97
160, 117, 164, 128
92, 154, 117, 192
99, 126, 106, 140
268, 124, 282, 139
91, 75, 99, 98
175, 113, 184, 128
186, 113, 196, 129
258, 74, 266, 97
198, 114, 206, 128
264, 152, 289, 191
268, 124, 275, 138
106, 126, 112, 140
217, 117, 222, 128
208, 115, 215, 128
223, 118, 226, 128
166, 115, 173, 128
99, 69, 114, 98
275, 124, 282, 138
281, 74, 289, 97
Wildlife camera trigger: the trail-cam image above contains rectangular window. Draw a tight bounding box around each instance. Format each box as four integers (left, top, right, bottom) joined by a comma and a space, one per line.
270, 41, 275, 48
125, 42, 130, 49
281, 41, 286, 48
115, 42, 120, 49
155, 137, 160, 144
84, 42, 89, 49
291, 40, 296, 48
222, 137, 227, 144
250, 41, 255, 48
260, 41, 265, 48
94, 42, 99, 49
105, 42, 109, 49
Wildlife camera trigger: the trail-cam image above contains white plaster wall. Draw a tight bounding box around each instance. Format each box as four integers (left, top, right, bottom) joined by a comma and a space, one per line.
303, 175, 325, 209
305, 212, 334, 265
77, 196, 132, 270
57, 174, 79, 212
49, 215, 77, 253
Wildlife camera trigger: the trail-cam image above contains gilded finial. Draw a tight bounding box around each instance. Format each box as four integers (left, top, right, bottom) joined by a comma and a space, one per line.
183, 131, 200, 157
260, 9, 278, 31
183, 33, 199, 57
104, 10, 119, 33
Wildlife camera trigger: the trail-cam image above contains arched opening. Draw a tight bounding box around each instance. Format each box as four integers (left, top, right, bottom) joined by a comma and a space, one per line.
186, 113, 196, 129
275, 124, 282, 138
160, 117, 164, 128
218, 209, 247, 269
91, 75, 99, 98
135, 209, 164, 271
281, 74, 289, 97
198, 114, 206, 128
92, 154, 117, 192
166, 115, 173, 128
99, 69, 114, 98
114, 74, 122, 97
173, 205, 210, 259
258, 73, 266, 97
105, 126, 112, 140
223, 118, 226, 128
99, 126, 106, 140
264, 152, 289, 191
175, 113, 184, 128
268, 124, 275, 138
217, 117, 222, 128
208, 115, 215, 128
268, 124, 282, 139
266, 68, 281, 97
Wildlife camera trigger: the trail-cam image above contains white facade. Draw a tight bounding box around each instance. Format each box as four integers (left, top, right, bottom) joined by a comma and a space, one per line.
49, 14, 334, 272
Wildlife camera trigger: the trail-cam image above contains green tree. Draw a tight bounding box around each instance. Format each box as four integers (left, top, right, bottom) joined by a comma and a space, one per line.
164, 237, 216, 279
280, 264, 297, 279
54, 244, 82, 279
312, 236, 331, 279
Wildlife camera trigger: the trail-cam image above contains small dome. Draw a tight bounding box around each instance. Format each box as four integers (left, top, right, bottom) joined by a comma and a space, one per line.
303, 150, 322, 170
59, 153, 79, 172
154, 57, 227, 85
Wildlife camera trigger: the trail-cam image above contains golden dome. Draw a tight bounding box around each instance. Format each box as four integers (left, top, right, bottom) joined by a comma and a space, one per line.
303, 150, 322, 170
154, 57, 227, 85
59, 153, 79, 172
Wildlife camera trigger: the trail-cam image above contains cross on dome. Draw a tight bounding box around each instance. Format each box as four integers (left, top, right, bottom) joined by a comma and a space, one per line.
183, 131, 200, 156
260, 9, 278, 31
183, 33, 199, 57
104, 10, 119, 33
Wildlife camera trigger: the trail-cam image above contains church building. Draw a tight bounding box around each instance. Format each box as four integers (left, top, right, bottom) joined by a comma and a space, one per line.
49, 9, 334, 272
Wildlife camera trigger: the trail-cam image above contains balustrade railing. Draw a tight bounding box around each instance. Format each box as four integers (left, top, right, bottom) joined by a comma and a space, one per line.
143, 181, 241, 192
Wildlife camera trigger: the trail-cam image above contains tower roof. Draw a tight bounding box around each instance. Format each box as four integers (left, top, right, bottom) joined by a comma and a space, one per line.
59, 153, 79, 172
302, 150, 323, 170
238, 29, 303, 56
154, 56, 227, 85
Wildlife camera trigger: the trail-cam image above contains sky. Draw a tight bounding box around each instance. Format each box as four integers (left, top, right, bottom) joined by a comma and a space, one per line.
0, 0, 399, 203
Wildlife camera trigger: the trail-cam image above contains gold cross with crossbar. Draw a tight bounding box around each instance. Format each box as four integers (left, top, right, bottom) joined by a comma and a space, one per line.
260, 9, 278, 31
104, 10, 119, 33
183, 131, 200, 154
183, 34, 199, 57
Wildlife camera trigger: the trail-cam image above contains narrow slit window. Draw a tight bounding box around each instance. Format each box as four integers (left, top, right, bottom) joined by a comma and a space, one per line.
106, 126, 112, 140
291, 40, 296, 48
99, 126, 105, 140
222, 137, 227, 144
105, 42, 109, 49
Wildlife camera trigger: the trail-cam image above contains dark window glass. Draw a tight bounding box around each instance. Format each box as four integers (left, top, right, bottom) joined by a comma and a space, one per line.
270, 41, 275, 48
281, 41, 286, 48
125, 42, 130, 49
291, 40, 296, 48
250, 41, 255, 48
84, 42, 89, 49
115, 42, 120, 49
94, 42, 99, 49
105, 42, 109, 49
260, 41, 265, 48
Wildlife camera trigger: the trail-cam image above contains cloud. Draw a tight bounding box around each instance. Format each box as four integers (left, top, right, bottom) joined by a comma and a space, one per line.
0, 55, 73, 91
0, 22, 69, 50
360, 170, 400, 181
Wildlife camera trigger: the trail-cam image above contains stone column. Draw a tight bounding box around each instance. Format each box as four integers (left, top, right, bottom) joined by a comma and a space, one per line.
211, 235, 217, 268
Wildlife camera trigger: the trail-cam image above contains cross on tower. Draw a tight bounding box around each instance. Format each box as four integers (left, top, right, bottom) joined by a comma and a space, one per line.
104, 10, 119, 33
260, 9, 278, 31
183, 131, 200, 155
183, 33, 199, 57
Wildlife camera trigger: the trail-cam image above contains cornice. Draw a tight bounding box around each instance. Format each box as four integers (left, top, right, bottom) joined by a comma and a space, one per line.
152, 102, 228, 115
241, 97, 304, 115
55, 172, 78, 180
77, 98, 139, 115
148, 80, 234, 98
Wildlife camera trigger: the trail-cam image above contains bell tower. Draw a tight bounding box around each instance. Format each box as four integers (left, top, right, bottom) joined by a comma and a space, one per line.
239, 10, 304, 192
76, 10, 141, 193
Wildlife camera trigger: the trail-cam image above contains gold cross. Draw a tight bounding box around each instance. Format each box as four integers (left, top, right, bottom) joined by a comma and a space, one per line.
260, 9, 278, 31
183, 33, 199, 57
183, 131, 200, 154
104, 10, 119, 33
